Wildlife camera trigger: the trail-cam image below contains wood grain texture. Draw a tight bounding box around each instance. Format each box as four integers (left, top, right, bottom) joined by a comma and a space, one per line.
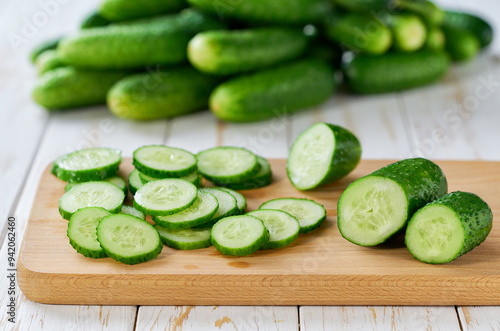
458, 306, 500, 331
17, 158, 500, 306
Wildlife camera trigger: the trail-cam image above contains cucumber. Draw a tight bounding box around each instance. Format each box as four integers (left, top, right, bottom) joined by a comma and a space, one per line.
59, 181, 125, 220
59, 9, 225, 69
210, 215, 269, 256
247, 209, 300, 249
197, 188, 238, 225
385, 14, 427, 52
259, 198, 326, 234
325, 13, 392, 55
35, 50, 66, 75
442, 26, 480, 62
210, 58, 336, 122
332, 0, 393, 12
120, 205, 146, 220
67, 207, 112, 258
406, 191, 492, 264
133, 145, 197, 178
153, 191, 219, 229
133, 178, 197, 216
138, 170, 200, 187
217, 188, 246, 214
396, 0, 444, 25
287, 123, 361, 190
96, 214, 163, 264
443, 11, 493, 48
344, 50, 450, 94
33, 67, 129, 110
155, 226, 212, 250
107, 67, 221, 121
425, 26, 445, 51
128, 169, 143, 194
213, 156, 272, 190
65, 175, 128, 195
80, 10, 111, 29
99, 0, 188, 22
187, 28, 308, 76
187, 0, 332, 25
30, 37, 61, 63
337, 158, 447, 246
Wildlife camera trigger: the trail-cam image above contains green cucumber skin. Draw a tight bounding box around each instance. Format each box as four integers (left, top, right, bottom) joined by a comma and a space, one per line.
187, 0, 332, 25
443, 11, 493, 48
332, 0, 393, 12
210, 58, 336, 122
406, 191, 493, 264
30, 37, 61, 63
425, 26, 445, 51
33, 67, 129, 110
100, 0, 188, 22
81, 10, 111, 29
386, 14, 427, 52
396, 0, 444, 25
35, 50, 66, 75
59, 10, 225, 70
188, 28, 308, 76
442, 26, 480, 62
344, 50, 450, 94
108, 67, 221, 121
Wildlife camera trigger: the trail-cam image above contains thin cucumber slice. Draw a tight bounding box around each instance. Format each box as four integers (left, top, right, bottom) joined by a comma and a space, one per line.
195, 188, 238, 227
155, 225, 212, 250
65, 176, 128, 195
133, 178, 197, 216
197, 147, 260, 184
133, 145, 197, 178
96, 214, 162, 265
59, 181, 125, 220
120, 205, 146, 220
67, 207, 111, 258
259, 198, 326, 234
214, 157, 272, 190
128, 169, 143, 195
405, 191, 492, 264
217, 187, 247, 214
53, 147, 122, 182
51, 155, 66, 177
153, 191, 219, 229
287, 123, 361, 190
138, 170, 201, 187
247, 209, 300, 249
211, 215, 269, 256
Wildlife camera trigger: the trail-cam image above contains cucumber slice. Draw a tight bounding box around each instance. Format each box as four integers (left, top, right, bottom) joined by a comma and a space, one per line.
155, 225, 212, 250
52, 147, 122, 182
406, 191, 492, 264
196, 188, 238, 227
153, 191, 219, 229
120, 205, 146, 220
217, 187, 247, 214
213, 156, 272, 190
259, 198, 326, 234
287, 123, 361, 190
65, 176, 128, 195
128, 169, 143, 195
59, 181, 125, 220
96, 214, 162, 265
197, 147, 260, 184
138, 169, 201, 187
67, 207, 112, 258
211, 215, 269, 256
247, 209, 300, 249
133, 145, 197, 178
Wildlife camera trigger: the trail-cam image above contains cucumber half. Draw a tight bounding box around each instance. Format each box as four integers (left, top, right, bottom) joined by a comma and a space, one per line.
133, 145, 197, 178
247, 209, 300, 249
155, 225, 212, 250
67, 207, 112, 258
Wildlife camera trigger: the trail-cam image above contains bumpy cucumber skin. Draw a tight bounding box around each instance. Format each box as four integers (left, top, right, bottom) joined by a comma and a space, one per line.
425, 26, 445, 51
344, 50, 450, 94
332, 0, 392, 12
99, 0, 188, 22
188, 0, 332, 25
59, 10, 225, 69
443, 11, 493, 48
30, 37, 61, 63
35, 50, 66, 75
80, 10, 111, 29
67, 207, 111, 259
108, 67, 220, 121
406, 191, 493, 264
212, 157, 272, 190
33, 67, 129, 110
132, 145, 197, 178
210, 58, 336, 122
442, 26, 480, 62
188, 28, 308, 76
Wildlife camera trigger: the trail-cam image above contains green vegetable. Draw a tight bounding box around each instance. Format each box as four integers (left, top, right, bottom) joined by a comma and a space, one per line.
30, 37, 61, 63
332, 0, 393, 12
99, 0, 188, 22
35, 50, 66, 75
67, 207, 112, 258
133, 145, 197, 178
80, 10, 111, 29
386, 14, 427, 52
424, 26, 445, 50
442, 26, 480, 62
155, 226, 212, 250
396, 0, 444, 25
443, 10, 493, 48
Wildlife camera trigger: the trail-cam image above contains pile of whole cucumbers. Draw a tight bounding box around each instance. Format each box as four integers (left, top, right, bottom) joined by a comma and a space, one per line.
31, 0, 493, 122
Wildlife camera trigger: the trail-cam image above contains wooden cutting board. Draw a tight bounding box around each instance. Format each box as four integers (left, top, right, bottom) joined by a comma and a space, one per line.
18, 159, 500, 306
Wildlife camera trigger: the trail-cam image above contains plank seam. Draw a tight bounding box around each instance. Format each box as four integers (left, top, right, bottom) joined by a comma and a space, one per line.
455, 306, 465, 331
133, 306, 139, 331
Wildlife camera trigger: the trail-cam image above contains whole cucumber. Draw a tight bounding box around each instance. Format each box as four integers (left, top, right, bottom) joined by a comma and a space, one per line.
99, 0, 188, 22
35, 50, 66, 75
443, 10, 493, 48
188, 28, 308, 76
385, 14, 427, 52
80, 10, 111, 29
30, 37, 61, 63
424, 26, 445, 51
332, 0, 394, 12
442, 26, 480, 62
396, 0, 444, 25
59, 9, 225, 70
210, 58, 336, 122
107, 67, 221, 121
344, 50, 450, 94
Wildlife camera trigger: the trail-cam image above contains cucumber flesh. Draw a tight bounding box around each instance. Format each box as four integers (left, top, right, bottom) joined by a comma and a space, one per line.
67, 207, 112, 258
196, 188, 238, 226
66, 175, 128, 195
217, 187, 247, 214
247, 209, 300, 249
155, 225, 212, 250
128, 169, 143, 194
197, 147, 259, 184
213, 156, 272, 190
133, 145, 197, 178
120, 205, 146, 220
138, 169, 200, 186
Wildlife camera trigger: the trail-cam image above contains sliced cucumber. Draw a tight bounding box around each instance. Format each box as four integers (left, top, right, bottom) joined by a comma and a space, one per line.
287, 123, 361, 190
213, 156, 272, 190
211, 215, 269, 256
259, 198, 326, 233
65, 175, 128, 195
217, 187, 247, 214
96, 214, 162, 265
128, 169, 143, 195
247, 209, 300, 249
139, 169, 201, 187
133, 145, 197, 178
153, 191, 218, 229
120, 205, 146, 220
59, 181, 125, 220
67, 207, 111, 258
52, 147, 122, 182
197, 147, 260, 184
155, 225, 212, 250
196, 187, 238, 226
406, 191, 492, 264
133, 178, 197, 216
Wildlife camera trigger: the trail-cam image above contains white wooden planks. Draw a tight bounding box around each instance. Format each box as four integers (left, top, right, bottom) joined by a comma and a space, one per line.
458, 306, 500, 331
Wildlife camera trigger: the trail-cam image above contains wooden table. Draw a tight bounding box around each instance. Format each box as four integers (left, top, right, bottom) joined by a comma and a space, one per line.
1, 0, 500, 329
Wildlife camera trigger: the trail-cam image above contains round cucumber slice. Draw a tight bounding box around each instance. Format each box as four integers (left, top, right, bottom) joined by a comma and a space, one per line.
155, 225, 212, 250
120, 205, 146, 220
247, 209, 300, 249
211, 215, 269, 256
195, 188, 238, 227
65, 176, 128, 195
97, 214, 162, 265
133, 145, 197, 178
67, 207, 112, 258
217, 187, 247, 214
138, 169, 200, 186
59, 181, 125, 220
128, 169, 143, 195
259, 198, 326, 233
213, 156, 272, 190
